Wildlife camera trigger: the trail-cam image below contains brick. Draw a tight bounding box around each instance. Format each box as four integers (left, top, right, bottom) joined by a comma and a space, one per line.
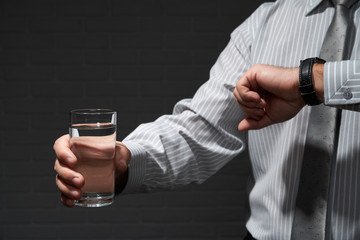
165, 66, 209, 83
112, 33, 164, 49
87, 208, 140, 223
220, 0, 263, 17
56, 34, 109, 49
215, 192, 247, 207
165, 192, 218, 207
31, 146, 57, 162
139, 82, 200, 98
86, 18, 138, 33
0, 83, 28, 98
218, 155, 251, 176
85, 83, 137, 98
140, 16, 191, 32
112, 66, 165, 82
31, 114, 68, 130
0, 17, 27, 33
194, 16, 243, 34
111, 0, 164, 16
0, 146, 32, 162
4, 162, 53, 178
165, 33, 219, 49
112, 224, 165, 238
31, 18, 82, 33
5, 225, 58, 240
195, 175, 246, 192
4, 67, 54, 82
115, 97, 165, 114
0, 113, 29, 136
33, 209, 89, 224
2, 130, 59, 146
166, 223, 217, 238
57, 99, 114, 114
0, 2, 268, 239
85, 50, 137, 65
59, 225, 113, 239
114, 192, 165, 208
30, 50, 82, 65
0, 209, 33, 224
1, 33, 54, 49
192, 50, 220, 64
0, 179, 31, 194
0, 114, 30, 133
141, 208, 192, 223
32, 178, 58, 193
57, 66, 110, 82
218, 223, 247, 238
5, 193, 58, 209
56, 0, 109, 17
2, 99, 56, 114
140, 50, 190, 65
0, 51, 27, 65
30, 83, 83, 98
1, 0, 54, 17
192, 207, 243, 222
163, 0, 218, 16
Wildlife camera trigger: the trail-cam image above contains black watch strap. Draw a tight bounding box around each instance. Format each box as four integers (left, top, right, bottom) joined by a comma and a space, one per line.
299, 57, 326, 106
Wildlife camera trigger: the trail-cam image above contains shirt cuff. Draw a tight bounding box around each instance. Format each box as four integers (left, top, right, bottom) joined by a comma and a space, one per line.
121, 140, 147, 194
323, 60, 359, 105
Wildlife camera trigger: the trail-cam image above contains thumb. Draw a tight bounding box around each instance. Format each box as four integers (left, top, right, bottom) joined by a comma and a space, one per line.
114, 142, 131, 174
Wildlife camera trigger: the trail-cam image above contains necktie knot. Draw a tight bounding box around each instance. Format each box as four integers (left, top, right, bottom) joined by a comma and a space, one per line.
330, 0, 357, 8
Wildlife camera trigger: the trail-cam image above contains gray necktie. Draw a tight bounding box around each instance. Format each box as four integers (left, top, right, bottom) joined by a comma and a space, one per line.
291, 0, 356, 239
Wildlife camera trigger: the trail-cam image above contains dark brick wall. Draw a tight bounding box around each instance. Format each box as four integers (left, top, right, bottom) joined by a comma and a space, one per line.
0, 0, 270, 239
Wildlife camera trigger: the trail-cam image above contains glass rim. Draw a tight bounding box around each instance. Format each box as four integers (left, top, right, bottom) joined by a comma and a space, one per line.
70, 109, 116, 115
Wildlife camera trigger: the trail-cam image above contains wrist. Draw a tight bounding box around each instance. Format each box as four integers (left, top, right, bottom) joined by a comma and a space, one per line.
312, 63, 324, 103
298, 57, 325, 105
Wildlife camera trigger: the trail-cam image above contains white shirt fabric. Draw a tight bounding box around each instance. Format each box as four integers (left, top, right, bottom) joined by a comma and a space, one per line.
122, 0, 360, 239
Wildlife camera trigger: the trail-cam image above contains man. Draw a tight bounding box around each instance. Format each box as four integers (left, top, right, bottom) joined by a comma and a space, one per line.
54, 0, 360, 239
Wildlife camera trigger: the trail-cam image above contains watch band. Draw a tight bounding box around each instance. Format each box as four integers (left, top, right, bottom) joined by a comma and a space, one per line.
299, 57, 326, 106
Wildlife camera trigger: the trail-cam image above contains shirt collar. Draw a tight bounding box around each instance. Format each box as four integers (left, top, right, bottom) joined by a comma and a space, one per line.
305, 0, 325, 15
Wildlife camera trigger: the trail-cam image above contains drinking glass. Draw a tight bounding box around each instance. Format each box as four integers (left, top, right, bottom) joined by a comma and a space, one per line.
69, 109, 117, 207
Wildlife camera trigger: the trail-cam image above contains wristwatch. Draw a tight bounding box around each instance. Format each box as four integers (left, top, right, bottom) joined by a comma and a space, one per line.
299, 57, 326, 105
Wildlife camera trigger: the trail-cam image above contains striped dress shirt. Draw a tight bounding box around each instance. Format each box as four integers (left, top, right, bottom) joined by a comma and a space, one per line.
122, 0, 360, 239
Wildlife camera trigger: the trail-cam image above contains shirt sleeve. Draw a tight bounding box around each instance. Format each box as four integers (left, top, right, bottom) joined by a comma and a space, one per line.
121, 3, 271, 194
324, 60, 360, 111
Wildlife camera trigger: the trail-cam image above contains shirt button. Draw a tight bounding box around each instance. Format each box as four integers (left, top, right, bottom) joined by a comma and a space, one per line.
343, 88, 352, 100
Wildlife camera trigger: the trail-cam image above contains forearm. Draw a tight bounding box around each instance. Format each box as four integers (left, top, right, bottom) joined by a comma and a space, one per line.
121, 33, 253, 193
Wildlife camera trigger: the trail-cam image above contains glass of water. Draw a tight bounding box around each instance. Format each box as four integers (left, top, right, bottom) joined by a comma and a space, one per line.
69, 109, 117, 207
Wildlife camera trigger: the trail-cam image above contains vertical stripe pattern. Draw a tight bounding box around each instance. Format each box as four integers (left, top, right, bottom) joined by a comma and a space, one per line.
123, 0, 360, 239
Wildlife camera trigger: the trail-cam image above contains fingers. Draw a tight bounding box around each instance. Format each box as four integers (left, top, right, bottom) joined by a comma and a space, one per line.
233, 84, 266, 121
114, 142, 131, 173
114, 142, 131, 193
61, 194, 75, 208
238, 116, 272, 132
54, 159, 84, 207
233, 75, 266, 108
54, 158, 84, 189
234, 86, 265, 108
54, 135, 83, 207
56, 174, 82, 200
53, 134, 77, 168
238, 104, 266, 121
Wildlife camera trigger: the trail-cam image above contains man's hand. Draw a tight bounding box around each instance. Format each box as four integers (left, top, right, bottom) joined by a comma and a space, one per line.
53, 134, 131, 207
233, 64, 307, 131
